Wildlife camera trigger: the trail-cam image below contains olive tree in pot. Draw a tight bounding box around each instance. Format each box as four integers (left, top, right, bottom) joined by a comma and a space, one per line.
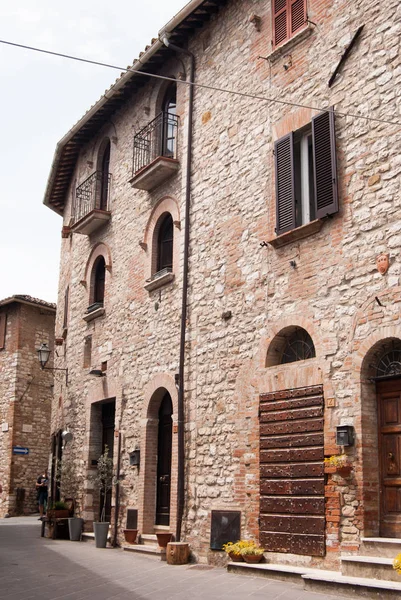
91, 445, 114, 548
57, 458, 84, 541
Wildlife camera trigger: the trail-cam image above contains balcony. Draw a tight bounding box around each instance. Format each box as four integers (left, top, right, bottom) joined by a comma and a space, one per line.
71, 171, 111, 235
130, 112, 179, 191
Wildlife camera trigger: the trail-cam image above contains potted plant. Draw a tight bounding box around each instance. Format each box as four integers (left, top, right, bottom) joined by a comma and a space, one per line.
324, 454, 353, 477
90, 445, 115, 548
240, 545, 265, 564
222, 540, 256, 562
47, 500, 70, 519
57, 459, 83, 541
393, 553, 401, 574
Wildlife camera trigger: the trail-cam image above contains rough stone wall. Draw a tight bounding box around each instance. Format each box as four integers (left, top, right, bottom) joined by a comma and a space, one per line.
0, 302, 55, 516
50, 0, 401, 567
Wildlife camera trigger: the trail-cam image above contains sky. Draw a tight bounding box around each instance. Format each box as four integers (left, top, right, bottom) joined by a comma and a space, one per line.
0, 0, 186, 303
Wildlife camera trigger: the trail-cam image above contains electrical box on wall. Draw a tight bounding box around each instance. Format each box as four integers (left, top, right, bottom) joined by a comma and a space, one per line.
336, 425, 354, 447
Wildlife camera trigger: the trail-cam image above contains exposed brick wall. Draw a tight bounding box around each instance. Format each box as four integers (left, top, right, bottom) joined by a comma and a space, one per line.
49, 0, 401, 568
0, 302, 55, 517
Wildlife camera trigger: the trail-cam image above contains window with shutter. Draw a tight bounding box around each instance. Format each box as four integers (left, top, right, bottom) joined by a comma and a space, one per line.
274, 109, 338, 237
272, 0, 307, 49
0, 314, 6, 350
63, 286, 69, 330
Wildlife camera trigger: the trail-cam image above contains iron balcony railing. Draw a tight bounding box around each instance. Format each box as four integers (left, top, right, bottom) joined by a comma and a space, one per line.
133, 112, 179, 175
73, 170, 111, 223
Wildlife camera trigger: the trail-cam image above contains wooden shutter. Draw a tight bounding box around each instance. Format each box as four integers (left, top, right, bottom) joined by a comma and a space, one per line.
273, 0, 288, 47
312, 110, 338, 219
291, 0, 307, 35
275, 133, 296, 235
0, 313, 6, 350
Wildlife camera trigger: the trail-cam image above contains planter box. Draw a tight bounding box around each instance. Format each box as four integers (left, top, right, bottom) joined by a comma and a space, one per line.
47, 509, 70, 519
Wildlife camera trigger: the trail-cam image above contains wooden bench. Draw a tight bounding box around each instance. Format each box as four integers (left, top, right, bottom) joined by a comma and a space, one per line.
41, 516, 69, 539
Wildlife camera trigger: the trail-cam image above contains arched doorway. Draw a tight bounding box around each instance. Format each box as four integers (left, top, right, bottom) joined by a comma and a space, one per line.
156, 392, 173, 526
366, 340, 401, 537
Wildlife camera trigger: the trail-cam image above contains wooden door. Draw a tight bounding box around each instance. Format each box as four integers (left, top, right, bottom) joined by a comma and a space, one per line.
101, 401, 115, 523
156, 393, 173, 526
259, 385, 325, 556
378, 379, 401, 537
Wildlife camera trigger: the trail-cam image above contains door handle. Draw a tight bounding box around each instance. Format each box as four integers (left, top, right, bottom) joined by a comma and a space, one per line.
388, 452, 394, 459
159, 475, 169, 483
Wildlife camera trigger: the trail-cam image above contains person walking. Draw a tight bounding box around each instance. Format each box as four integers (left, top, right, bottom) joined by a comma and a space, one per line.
36, 470, 48, 520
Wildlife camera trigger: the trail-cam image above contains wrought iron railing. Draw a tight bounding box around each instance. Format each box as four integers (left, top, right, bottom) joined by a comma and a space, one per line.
73, 170, 111, 223
133, 112, 179, 175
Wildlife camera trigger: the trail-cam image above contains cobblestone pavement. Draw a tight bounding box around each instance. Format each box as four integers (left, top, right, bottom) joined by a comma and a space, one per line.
0, 516, 340, 600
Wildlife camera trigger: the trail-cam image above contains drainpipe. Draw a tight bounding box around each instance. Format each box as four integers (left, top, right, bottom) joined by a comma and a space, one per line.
113, 431, 122, 547
161, 34, 195, 543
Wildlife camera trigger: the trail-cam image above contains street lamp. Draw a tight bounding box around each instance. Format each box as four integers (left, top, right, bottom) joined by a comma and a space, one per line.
37, 343, 68, 385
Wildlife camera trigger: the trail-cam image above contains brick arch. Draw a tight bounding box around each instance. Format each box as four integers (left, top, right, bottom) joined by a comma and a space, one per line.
352, 328, 401, 537
83, 243, 112, 283
138, 373, 178, 535
141, 197, 180, 279
259, 315, 322, 370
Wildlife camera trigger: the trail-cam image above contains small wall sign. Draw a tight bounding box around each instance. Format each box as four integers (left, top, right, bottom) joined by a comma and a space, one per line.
12, 447, 29, 455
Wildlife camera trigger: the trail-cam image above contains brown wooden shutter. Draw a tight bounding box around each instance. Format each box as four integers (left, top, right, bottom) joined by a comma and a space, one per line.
312, 109, 338, 219
275, 132, 296, 235
291, 0, 307, 34
273, 0, 288, 47
0, 313, 6, 350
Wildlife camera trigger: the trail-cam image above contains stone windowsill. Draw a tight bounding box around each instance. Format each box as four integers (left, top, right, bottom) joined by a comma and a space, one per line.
267, 24, 314, 64
83, 307, 105, 322
267, 219, 323, 248
144, 271, 175, 292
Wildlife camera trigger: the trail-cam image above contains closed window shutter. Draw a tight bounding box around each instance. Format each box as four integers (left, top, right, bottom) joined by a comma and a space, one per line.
312, 110, 338, 219
275, 132, 296, 235
63, 286, 69, 329
273, 0, 288, 47
291, 0, 307, 34
0, 314, 6, 350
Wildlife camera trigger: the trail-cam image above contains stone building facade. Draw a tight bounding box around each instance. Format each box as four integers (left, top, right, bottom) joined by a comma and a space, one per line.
44, 0, 401, 572
0, 295, 55, 517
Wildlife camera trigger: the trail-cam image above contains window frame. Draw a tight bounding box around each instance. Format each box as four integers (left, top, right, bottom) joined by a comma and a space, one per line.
274, 109, 338, 237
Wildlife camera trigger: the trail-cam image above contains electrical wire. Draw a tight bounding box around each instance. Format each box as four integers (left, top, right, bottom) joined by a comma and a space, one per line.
1, 38, 400, 127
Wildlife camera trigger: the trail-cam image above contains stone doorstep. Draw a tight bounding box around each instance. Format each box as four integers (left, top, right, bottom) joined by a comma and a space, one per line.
361, 537, 401, 558
341, 555, 399, 583
227, 562, 401, 599
122, 544, 161, 556
82, 532, 112, 543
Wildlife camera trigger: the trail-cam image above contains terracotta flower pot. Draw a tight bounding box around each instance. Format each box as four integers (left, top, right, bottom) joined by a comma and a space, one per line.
156, 532, 173, 548
123, 529, 138, 544
243, 554, 263, 563
228, 551, 244, 562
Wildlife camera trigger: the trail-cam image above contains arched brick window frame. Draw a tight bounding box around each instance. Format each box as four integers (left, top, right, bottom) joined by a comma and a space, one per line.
138, 374, 178, 535
83, 243, 112, 310
265, 324, 317, 367
142, 196, 180, 285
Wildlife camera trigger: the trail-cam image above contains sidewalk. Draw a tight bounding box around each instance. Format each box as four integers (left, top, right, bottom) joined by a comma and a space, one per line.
0, 516, 341, 600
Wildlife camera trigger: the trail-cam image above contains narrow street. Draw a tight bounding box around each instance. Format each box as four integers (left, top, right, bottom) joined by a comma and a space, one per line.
0, 517, 341, 600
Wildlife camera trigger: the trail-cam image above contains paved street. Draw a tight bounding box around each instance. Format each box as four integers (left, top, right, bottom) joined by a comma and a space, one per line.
0, 516, 340, 600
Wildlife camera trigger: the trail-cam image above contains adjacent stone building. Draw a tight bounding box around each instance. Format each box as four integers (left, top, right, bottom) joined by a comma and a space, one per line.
43, 0, 401, 577
0, 295, 55, 517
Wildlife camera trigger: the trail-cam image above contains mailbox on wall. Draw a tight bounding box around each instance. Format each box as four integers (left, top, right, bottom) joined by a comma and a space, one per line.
336, 425, 354, 447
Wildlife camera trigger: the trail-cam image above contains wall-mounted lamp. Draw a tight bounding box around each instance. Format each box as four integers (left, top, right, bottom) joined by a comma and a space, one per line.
336, 425, 354, 447
61, 429, 73, 449
37, 343, 68, 385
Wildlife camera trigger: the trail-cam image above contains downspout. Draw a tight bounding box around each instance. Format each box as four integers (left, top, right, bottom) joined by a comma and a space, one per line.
113, 431, 122, 547
161, 35, 194, 542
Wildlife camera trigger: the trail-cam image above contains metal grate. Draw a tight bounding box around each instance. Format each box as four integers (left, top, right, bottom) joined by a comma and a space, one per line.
133, 112, 179, 174
74, 171, 111, 223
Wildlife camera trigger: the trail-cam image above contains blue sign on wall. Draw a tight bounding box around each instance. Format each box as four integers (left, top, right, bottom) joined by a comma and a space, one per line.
12, 447, 29, 455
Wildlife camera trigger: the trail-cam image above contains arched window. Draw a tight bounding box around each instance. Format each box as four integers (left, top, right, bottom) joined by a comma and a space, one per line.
93, 256, 106, 305
280, 328, 315, 364
99, 140, 110, 211
162, 84, 177, 158
157, 214, 173, 273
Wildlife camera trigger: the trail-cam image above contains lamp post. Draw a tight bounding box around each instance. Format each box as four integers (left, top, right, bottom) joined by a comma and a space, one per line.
37, 343, 68, 385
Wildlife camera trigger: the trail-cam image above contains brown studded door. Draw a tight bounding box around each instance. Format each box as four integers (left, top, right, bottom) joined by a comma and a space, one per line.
259, 385, 325, 556
378, 379, 401, 538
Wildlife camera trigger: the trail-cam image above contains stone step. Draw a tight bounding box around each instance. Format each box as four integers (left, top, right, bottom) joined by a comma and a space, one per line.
361, 537, 401, 558
140, 534, 158, 545
227, 562, 401, 599
341, 555, 399, 582
122, 543, 162, 556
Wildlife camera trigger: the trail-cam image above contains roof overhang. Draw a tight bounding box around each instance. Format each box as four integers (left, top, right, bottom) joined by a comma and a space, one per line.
0, 295, 56, 311
44, 0, 227, 216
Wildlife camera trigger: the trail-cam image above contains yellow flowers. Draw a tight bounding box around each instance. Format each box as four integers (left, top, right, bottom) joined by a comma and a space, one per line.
222, 540, 264, 556
324, 454, 351, 468
393, 553, 401, 574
